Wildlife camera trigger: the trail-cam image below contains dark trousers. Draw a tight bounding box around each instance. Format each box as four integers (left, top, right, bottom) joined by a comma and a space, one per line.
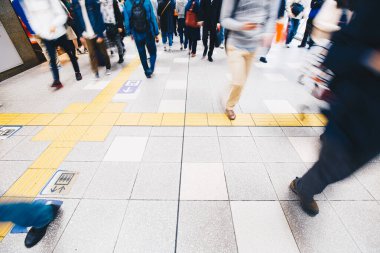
286, 18, 300, 45
105, 23, 124, 57
44, 35, 80, 81
135, 33, 157, 75
86, 38, 111, 73
188, 38, 197, 54
300, 18, 315, 47
202, 24, 217, 57
178, 18, 186, 44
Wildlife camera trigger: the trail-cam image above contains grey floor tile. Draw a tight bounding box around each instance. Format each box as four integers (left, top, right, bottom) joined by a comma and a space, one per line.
219, 137, 261, 163
150, 127, 184, 136
176, 201, 237, 253
180, 163, 228, 200
183, 137, 221, 162
115, 126, 151, 136
224, 163, 277, 200
66, 140, 114, 162
324, 174, 374, 200
54, 199, 128, 253
131, 163, 180, 200
281, 201, 360, 253
0, 161, 32, 196
355, 163, 380, 200
331, 201, 380, 253
114, 200, 177, 253
265, 163, 326, 200
217, 127, 251, 137
0, 136, 26, 159
282, 127, 319, 137
255, 137, 302, 162
84, 162, 139, 199
2, 137, 50, 161
288, 137, 321, 163
312, 127, 325, 135
249, 127, 285, 137
143, 137, 183, 162
231, 201, 299, 253
0, 199, 80, 253
14, 126, 43, 136
184, 127, 217, 137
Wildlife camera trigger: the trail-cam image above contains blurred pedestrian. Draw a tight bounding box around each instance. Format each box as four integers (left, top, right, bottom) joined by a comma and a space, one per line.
124, 0, 159, 78
158, 0, 176, 51
221, 0, 279, 120
185, 0, 201, 57
290, 0, 380, 216
176, 0, 187, 50
298, 0, 325, 48
285, 0, 307, 47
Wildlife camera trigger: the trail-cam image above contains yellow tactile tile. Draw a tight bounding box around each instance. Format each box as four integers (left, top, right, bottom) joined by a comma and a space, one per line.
273, 114, 302, 127
103, 103, 127, 113
4, 168, 56, 197
28, 114, 58, 126
139, 113, 163, 126
0, 114, 19, 124
185, 113, 208, 126
50, 141, 77, 148
82, 103, 108, 113
315, 113, 328, 125
207, 113, 231, 126
81, 125, 113, 141
7, 114, 38, 125
294, 114, 325, 126
71, 113, 99, 126
32, 126, 67, 141
30, 147, 72, 169
93, 113, 120, 126
115, 113, 142, 126
251, 114, 279, 126
56, 126, 89, 141
63, 103, 89, 113
161, 113, 185, 126
49, 113, 77, 126
231, 114, 255, 126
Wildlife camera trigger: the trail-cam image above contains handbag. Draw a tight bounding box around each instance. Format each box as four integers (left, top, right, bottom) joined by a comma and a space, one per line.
185, 2, 198, 28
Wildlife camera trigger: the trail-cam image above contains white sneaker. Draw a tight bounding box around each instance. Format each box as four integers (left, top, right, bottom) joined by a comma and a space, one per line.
106, 69, 111, 75
219, 45, 224, 49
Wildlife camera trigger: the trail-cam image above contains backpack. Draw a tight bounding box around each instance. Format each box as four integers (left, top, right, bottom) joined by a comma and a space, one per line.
291, 2, 304, 16
185, 2, 198, 28
131, 0, 148, 33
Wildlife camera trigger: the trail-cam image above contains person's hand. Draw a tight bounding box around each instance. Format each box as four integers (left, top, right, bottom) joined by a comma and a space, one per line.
155, 36, 159, 43
369, 50, 380, 73
217, 23, 221, 31
261, 33, 274, 48
50, 25, 56, 33
197, 21, 204, 27
118, 28, 123, 33
96, 37, 104, 43
241, 22, 257, 31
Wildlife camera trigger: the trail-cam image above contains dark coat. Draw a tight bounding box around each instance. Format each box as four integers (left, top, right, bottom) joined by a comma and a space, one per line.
198, 0, 222, 28
185, 0, 200, 40
72, 0, 106, 38
158, 0, 175, 33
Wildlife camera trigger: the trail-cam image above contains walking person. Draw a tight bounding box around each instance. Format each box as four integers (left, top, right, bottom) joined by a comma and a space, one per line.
72, 0, 112, 78
0, 202, 60, 248
185, 0, 201, 57
100, 0, 126, 64
289, 0, 380, 216
158, 0, 176, 51
298, 0, 324, 48
285, 0, 307, 47
21, 0, 82, 90
176, 0, 187, 50
198, 0, 222, 62
221, 0, 279, 120
124, 0, 159, 78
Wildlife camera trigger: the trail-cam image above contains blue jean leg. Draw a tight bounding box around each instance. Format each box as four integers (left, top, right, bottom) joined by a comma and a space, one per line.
286, 18, 300, 44
146, 35, 157, 72
178, 18, 185, 44
44, 39, 59, 81
0, 202, 54, 228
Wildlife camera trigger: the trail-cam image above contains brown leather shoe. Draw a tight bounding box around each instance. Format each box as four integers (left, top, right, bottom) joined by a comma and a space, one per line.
225, 109, 236, 120
290, 178, 319, 216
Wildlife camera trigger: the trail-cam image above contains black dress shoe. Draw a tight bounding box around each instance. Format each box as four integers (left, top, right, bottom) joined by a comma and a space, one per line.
290, 178, 319, 216
24, 204, 61, 248
208, 56, 213, 62
75, 72, 82, 81
259, 57, 267, 63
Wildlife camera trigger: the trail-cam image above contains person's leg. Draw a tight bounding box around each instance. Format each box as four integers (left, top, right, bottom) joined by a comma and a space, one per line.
57, 35, 81, 75
115, 33, 124, 63
202, 26, 209, 56
168, 33, 173, 47
97, 39, 111, 70
300, 18, 313, 47
0, 202, 54, 228
162, 31, 168, 48
287, 19, 300, 44
220, 27, 225, 46
191, 38, 197, 55
208, 26, 217, 59
43, 39, 60, 82
146, 35, 157, 72
135, 38, 151, 76
85, 38, 99, 75
178, 18, 184, 45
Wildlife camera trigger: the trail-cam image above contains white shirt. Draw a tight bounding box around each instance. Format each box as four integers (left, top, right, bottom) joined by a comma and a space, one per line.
79, 0, 96, 38
22, 0, 67, 40
100, 0, 116, 24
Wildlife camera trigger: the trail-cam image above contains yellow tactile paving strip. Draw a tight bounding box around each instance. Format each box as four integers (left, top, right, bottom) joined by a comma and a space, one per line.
0, 55, 329, 240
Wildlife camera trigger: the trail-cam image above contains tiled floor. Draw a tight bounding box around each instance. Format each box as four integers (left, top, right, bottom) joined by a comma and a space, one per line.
0, 35, 380, 253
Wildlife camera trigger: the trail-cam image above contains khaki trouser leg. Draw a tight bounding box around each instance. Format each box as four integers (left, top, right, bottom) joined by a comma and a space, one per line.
85, 38, 98, 73
226, 45, 255, 110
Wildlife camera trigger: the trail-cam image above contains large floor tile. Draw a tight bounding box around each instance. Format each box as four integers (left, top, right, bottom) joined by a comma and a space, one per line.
224, 163, 277, 200
281, 201, 360, 253
66, 140, 114, 162
219, 137, 261, 162
323, 174, 374, 200
0, 161, 31, 196
249, 127, 285, 137
150, 127, 184, 136
114, 200, 177, 253
255, 137, 302, 162
176, 201, 237, 253
231, 201, 299, 253
103, 136, 148, 162
0, 136, 26, 159
282, 127, 319, 137
355, 163, 380, 200
288, 137, 321, 163
184, 127, 217, 137
54, 199, 127, 253
217, 127, 251, 137
183, 137, 221, 162
180, 163, 228, 200
131, 163, 180, 200
84, 162, 139, 199
2, 136, 49, 161
143, 137, 183, 162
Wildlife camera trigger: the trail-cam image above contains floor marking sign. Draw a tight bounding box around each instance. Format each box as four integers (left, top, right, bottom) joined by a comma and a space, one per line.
114, 80, 142, 101
41, 170, 79, 195
0, 126, 21, 140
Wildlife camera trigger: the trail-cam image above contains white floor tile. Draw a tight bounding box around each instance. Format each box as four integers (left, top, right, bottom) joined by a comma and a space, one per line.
289, 137, 321, 163
83, 81, 109, 90
263, 73, 288, 82
165, 80, 187, 90
264, 100, 298, 113
158, 100, 185, 113
173, 58, 189, 64
103, 136, 148, 162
